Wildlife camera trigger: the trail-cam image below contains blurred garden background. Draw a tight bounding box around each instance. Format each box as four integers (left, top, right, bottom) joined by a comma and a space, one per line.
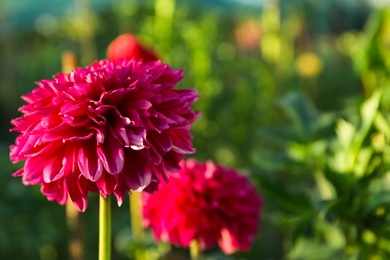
2, 0, 390, 259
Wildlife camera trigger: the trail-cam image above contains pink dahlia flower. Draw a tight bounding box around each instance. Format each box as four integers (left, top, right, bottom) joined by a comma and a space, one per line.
107, 34, 159, 62
142, 159, 262, 255
10, 59, 199, 212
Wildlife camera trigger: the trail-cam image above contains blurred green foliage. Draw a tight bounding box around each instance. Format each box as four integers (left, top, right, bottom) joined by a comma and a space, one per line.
3, 0, 390, 259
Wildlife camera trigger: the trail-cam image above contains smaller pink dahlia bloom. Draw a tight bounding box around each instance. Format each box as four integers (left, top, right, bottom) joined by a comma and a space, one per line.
107, 34, 159, 62
142, 159, 262, 254
10, 59, 199, 212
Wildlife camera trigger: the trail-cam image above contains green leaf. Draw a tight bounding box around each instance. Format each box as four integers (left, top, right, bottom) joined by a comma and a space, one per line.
279, 91, 319, 141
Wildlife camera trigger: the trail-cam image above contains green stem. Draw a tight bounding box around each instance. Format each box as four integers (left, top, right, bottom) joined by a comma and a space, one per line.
99, 194, 111, 260
189, 239, 201, 260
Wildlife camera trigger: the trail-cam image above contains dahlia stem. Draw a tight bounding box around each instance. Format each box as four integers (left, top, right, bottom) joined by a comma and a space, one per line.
99, 194, 111, 260
189, 239, 201, 260
130, 192, 146, 260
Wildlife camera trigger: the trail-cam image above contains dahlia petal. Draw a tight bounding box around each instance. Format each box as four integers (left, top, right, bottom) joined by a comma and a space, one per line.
122, 152, 152, 190
62, 115, 90, 127
150, 117, 170, 131
41, 180, 68, 205
142, 180, 159, 193
97, 133, 124, 174
68, 83, 96, 98
169, 129, 196, 154
96, 171, 116, 197
12, 134, 41, 159
45, 79, 70, 95
139, 147, 162, 165
44, 121, 70, 133
160, 91, 179, 103
149, 162, 168, 182
103, 88, 132, 104
113, 180, 126, 207
19, 140, 52, 159
127, 129, 145, 150
11, 168, 24, 177
43, 156, 65, 183
110, 113, 130, 147
78, 144, 103, 181
21, 86, 48, 103
22, 158, 45, 185
62, 145, 77, 174
131, 100, 152, 110
91, 115, 107, 126
121, 107, 142, 126
63, 131, 94, 142
161, 151, 182, 172
91, 126, 106, 144
157, 112, 183, 125
40, 132, 63, 143
67, 174, 89, 212
61, 102, 89, 116
218, 228, 239, 255
93, 104, 114, 114
149, 131, 172, 154
176, 88, 200, 103
40, 115, 60, 129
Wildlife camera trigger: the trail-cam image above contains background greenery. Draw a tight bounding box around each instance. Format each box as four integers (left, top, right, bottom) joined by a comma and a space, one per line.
2, 0, 390, 259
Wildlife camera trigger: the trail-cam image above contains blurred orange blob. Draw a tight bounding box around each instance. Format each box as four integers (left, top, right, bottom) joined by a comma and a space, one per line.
234, 20, 262, 52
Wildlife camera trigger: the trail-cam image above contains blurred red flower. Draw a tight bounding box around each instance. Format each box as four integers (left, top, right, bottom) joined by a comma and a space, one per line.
142, 159, 262, 254
10, 59, 199, 212
107, 34, 159, 62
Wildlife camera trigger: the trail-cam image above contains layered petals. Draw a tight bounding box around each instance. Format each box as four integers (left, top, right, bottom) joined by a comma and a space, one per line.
10, 59, 199, 212
142, 159, 262, 254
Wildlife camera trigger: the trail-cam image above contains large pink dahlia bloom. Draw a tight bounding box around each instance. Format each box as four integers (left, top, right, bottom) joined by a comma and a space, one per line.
10, 59, 199, 212
142, 159, 262, 255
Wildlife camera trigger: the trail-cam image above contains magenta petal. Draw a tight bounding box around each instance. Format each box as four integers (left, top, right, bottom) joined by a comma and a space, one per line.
42, 180, 68, 205
127, 128, 145, 150
96, 171, 116, 197
113, 174, 127, 206
142, 180, 159, 193
110, 113, 129, 147
97, 131, 125, 174
22, 158, 45, 185
62, 144, 78, 175
140, 146, 162, 165
13, 133, 42, 160
122, 107, 142, 127
149, 131, 172, 154
11, 168, 24, 177
43, 156, 65, 183
61, 102, 88, 116
67, 174, 89, 212
78, 144, 103, 181
115, 194, 124, 206
130, 100, 152, 110
122, 151, 152, 191
103, 88, 131, 104
169, 129, 195, 154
